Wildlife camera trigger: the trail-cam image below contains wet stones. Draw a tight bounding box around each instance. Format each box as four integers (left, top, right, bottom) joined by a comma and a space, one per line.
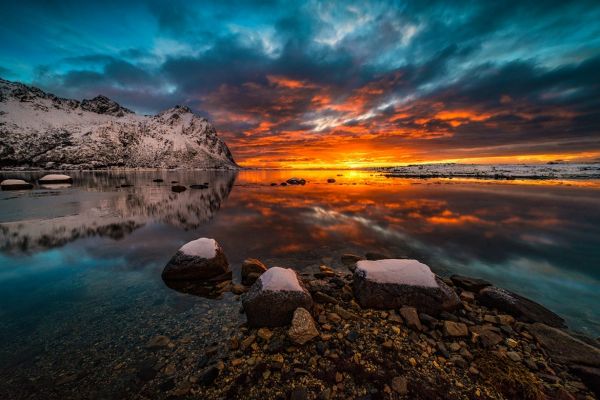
0, 179, 33, 190
478, 286, 566, 327
327, 178, 336, 183
443, 321, 469, 337
38, 174, 73, 184
288, 307, 319, 345
353, 259, 460, 315
242, 267, 313, 327
241, 258, 268, 285
161, 238, 231, 282
286, 177, 306, 185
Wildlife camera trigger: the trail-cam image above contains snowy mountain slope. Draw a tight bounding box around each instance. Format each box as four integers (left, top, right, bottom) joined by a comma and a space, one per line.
0, 78, 238, 169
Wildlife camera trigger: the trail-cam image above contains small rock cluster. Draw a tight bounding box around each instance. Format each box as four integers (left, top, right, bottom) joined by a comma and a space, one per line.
155, 250, 599, 399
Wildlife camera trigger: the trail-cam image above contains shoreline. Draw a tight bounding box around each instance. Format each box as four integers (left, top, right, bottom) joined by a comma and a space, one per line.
141, 254, 600, 400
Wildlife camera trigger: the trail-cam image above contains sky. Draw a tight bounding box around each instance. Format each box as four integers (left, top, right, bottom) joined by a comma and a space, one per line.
1, 0, 600, 168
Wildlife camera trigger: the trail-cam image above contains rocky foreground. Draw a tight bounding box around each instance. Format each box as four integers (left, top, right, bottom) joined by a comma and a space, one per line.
153, 247, 600, 400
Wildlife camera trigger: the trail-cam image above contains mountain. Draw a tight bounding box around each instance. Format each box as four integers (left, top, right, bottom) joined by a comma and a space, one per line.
0, 78, 238, 169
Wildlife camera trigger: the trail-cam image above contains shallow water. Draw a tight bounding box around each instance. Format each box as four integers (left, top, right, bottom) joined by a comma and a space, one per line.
1, 170, 599, 396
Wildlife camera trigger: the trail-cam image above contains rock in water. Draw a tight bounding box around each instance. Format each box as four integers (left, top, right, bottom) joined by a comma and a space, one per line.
38, 174, 72, 184
478, 286, 565, 327
353, 259, 460, 315
527, 323, 600, 367
0, 179, 33, 190
288, 308, 319, 345
241, 258, 268, 285
171, 185, 187, 193
162, 238, 231, 281
242, 267, 313, 327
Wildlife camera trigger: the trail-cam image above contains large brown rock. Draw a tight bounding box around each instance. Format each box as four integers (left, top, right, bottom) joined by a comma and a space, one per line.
478, 286, 565, 327
162, 238, 230, 281
527, 323, 600, 367
241, 258, 267, 285
243, 267, 313, 327
353, 259, 460, 315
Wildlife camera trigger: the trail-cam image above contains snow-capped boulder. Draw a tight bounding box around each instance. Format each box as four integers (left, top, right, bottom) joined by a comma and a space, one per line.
478, 286, 565, 327
38, 174, 73, 184
0, 179, 33, 190
0, 78, 238, 169
242, 267, 313, 327
162, 238, 231, 282
353, 259, 460, 315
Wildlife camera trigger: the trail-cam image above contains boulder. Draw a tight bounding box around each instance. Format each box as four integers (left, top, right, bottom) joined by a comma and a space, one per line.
450, 275, 492, 292
327, 178, 336, 183
38, 174, 73, 184
242, 267, 313, 327
1, 179, 33, 190
288, 307, 319, 345
241, 258, 268, 286
478, 286, 565, 327
162, 238, 231, 281
527, 323, 600, 367
353, 259, 460, 315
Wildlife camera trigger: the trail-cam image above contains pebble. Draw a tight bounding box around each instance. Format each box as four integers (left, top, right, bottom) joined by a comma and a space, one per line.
391, 376, 408, 394
400, 307, 422, 331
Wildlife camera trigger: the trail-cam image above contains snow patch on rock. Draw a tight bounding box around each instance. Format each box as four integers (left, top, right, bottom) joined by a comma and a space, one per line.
259, 267, 303, 292
356, 259, 439, 287
179, 238, 217, 259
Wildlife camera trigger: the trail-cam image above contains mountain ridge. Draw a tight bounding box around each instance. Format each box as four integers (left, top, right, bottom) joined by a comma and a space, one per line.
0, 78, 238, 170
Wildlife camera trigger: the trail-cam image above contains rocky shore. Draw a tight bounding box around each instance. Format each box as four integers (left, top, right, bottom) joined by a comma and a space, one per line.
152, 245, 599, 400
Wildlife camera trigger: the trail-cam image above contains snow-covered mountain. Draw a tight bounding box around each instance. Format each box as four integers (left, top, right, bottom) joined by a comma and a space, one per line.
0, 78, 238, 169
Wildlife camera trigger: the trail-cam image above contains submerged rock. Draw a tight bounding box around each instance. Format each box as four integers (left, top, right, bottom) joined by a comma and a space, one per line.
242, 267, 313, 327
353, 259, 460, 315
241, 258, 268, 286
38, 174, 72, 184
0, 179, 33, 190
286, 177, 306, 185
288, 307, 319, 345
327, 178, 336, 183
162, 238, 231, 281
478, 286, 565, 327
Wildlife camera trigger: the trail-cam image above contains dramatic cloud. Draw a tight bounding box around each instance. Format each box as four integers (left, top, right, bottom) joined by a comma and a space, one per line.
2, 0, 600, 167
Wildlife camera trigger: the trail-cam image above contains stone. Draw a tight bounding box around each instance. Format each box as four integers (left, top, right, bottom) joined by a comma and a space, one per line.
400, 307, 422, 331
334, 305, 359, 320
459, 291, 475, 302
478, 286, 566, 327
198, 366, 219, 385
162, 238, 231, 282
286, 177, 306, 185
313, 291, 338, 304
450, 275, 491, 292
353, 259, 460, 315
1, 179, 33, 190
241, 258, 268, 285
231, 284, 246, 295
288, 308, 319, 345
243, 267, 313, 327
391, 376, 408, 394
146, 335, 171, 349
241, 335, 256, 350
506, 351, 522, 362
443, 321, 468, 337
171, 185, 187, 193
527, 323, 600, 367
38, 174, 73, 184
341, 253, 364, 267
470, 326, 503, 347
327, 178, 336, 183
257, 328, 273, 341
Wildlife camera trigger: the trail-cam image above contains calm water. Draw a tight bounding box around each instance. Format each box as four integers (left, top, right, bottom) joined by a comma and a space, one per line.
1, 170, 599, 392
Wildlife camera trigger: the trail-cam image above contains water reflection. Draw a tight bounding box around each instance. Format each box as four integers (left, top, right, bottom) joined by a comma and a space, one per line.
0, 170, 236, 253
0, 170, 599, 335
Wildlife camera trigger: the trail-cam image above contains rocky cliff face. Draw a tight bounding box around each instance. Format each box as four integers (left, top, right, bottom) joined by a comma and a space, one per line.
0, 78, 238, 169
